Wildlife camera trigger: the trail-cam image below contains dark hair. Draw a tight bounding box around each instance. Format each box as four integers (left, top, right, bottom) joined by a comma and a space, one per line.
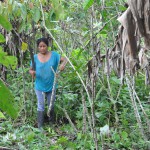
37, 37, 49, 46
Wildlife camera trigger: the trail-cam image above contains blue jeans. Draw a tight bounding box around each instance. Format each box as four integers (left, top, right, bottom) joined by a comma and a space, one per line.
35, 89, 56, 111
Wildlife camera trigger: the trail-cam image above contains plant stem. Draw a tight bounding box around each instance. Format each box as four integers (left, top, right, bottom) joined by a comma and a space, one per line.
126, 76, 148, 141
81, 88, 87, 133
129, 77, 150, 133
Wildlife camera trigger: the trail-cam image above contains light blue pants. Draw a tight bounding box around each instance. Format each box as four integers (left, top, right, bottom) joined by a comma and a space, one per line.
35, 89, 55, 111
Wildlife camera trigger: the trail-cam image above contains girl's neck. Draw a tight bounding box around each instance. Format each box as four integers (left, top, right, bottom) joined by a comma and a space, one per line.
40, 51, 49, 56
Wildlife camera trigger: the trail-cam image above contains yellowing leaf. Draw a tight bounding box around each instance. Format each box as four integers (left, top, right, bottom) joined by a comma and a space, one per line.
0, 111, 6, 119
21, 42, 28, 52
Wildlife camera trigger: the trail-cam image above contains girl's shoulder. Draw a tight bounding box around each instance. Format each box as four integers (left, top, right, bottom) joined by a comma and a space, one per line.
51, 51, 60, 56
51, 51, 59, 55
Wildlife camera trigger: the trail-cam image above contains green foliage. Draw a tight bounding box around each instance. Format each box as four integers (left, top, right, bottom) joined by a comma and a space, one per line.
0, 123, 50, 149
0, 80, 18, 119
75, 132, 95, 149
110, 130, 131, 149
1, 71, 150, 149
0, 47, 17, 69
70, 48, 88, 74
7, 67, 37, 123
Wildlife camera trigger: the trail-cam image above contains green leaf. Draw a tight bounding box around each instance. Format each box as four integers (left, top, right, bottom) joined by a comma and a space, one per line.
0, 15, 12, 31
33, 7, 41, 23
77, 132, 82, 140
51, 0, 65, 20
26, 132, 35, 142
121, 131, 128, 139
113, 133, 120, 142
0, 80, 18, 119
83, 0, 94, 10
18, 21, 26, 33
0, 111, 6, 119
19, 4, 27, 20
95, 112, 102, 118
0, 34, 5, 43
111, 76, 121, 84
119, 5, 126, 11
57, 136, 68, 144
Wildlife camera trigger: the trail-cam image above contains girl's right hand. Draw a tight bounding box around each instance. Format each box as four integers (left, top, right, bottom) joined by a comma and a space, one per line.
29, 70, 36, 78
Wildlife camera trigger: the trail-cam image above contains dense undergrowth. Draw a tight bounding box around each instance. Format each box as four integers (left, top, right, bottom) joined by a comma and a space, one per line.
0, 68, 150, 150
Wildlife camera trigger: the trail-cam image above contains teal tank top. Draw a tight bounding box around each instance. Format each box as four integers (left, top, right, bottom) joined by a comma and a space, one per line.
31, 51, 60, 92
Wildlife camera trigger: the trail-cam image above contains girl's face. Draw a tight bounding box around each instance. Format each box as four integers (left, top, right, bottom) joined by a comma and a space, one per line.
38, 41, 48, 54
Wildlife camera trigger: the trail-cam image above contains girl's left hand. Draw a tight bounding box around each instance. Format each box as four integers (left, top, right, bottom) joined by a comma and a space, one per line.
59, 64, 65, 71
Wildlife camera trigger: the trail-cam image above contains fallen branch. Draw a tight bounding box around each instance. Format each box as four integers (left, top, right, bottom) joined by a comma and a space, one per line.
62, 108, 78, 133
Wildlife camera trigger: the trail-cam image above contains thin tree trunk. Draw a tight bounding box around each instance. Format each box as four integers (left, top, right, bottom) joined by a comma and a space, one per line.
81, 89, 87, 133
91, 5, 98, 150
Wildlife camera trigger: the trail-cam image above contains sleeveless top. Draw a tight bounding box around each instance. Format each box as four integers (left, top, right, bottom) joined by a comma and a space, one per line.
31, 51, 60, 92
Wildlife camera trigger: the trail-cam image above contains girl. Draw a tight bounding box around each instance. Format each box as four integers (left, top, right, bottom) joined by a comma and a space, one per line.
29, 37, 67, 129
